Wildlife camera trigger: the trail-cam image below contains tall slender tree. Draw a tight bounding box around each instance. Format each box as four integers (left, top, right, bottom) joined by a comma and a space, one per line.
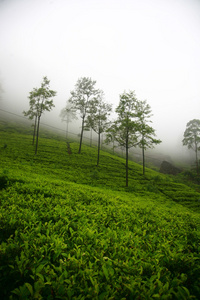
86, 90, 112, 166
23, 87, 38, 145
106, 91, 139, 187
136, 100, 161, 175
182, 119, 200, 174
68, 77, 99, 154
23, 76, 56, 154
105, 122, 117, 154
60, 100, 77, 139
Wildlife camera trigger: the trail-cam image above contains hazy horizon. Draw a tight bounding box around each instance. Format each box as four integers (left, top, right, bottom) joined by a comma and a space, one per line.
0, 0, 200, 161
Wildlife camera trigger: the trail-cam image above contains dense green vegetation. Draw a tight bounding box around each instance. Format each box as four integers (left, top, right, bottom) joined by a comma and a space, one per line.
0, 120, 200, 299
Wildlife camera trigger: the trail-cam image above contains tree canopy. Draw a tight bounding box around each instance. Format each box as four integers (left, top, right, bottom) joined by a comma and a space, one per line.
69, 77, 99, 154
106, 91, 161, 184
86, 90, 112, 166
60, 100, 77, 139
136, 100, 161, 175
106, 91, 139, 187
182, 119, 200, 174
23, 76, 56, 154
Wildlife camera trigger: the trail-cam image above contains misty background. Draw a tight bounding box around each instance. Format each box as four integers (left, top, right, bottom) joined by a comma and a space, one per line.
0, 0, 200, 164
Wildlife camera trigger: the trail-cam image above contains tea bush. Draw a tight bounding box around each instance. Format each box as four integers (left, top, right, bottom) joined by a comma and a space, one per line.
0, 123, 200, 299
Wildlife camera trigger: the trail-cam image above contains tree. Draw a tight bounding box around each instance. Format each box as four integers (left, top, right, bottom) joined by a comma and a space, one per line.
136, 100, 161, 175
106, 91, 140, 187
182, 119, 200, 174
86, 90, 112, 166
105, 122, 117, 154
23, 76, 56, 154
23, 88, 38, 145
60, 100, 77, 139
68, 77, 99, 154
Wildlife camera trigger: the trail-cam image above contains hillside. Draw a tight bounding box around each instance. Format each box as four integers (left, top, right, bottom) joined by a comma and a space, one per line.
0, 120, 200, 299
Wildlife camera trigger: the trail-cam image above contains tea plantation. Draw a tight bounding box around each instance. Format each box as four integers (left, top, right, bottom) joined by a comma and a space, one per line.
0, 121, 200, 299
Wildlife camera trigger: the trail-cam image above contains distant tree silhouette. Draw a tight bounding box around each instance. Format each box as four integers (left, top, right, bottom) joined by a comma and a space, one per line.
106, 91, 140, 187
23, 76, 56, 154
136, 100, 161, 175
23, 92, 38, 145
68, 77, 99, 154
86, 90, 112, 166
60, 100, 77, 139
182, 119, 200, 174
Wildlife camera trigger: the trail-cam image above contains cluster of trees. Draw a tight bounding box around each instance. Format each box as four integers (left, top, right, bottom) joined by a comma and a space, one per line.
57, 77, 161, 186
24, 76, 162, 186
23, 76, 200, 185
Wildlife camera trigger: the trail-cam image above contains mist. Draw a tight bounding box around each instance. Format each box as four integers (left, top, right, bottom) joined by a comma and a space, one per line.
0, 0, 200, 167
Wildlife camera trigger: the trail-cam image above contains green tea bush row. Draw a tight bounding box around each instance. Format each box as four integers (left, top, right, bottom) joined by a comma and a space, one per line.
0, 177, 200, 299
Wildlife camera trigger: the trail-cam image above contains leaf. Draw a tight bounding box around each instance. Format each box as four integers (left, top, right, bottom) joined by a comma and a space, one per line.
9, 265, 14, 269
102, 265, 109, 281
25, 282, 33, 296
152, 294, 160, 298
36, 264, 45, 274
37, 273, 44, 282
99, 292, 108, 300
109, 267, 115, 277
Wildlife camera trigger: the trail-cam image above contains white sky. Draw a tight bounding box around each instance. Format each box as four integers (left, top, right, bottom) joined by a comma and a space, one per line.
0, 0, 200, 153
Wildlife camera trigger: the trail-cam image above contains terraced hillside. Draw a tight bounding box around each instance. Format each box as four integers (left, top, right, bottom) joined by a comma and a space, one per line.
0, 120, 200, 299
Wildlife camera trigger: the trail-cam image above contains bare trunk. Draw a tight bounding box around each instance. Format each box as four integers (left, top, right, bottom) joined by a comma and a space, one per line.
126, 135, 129, 187
142, 145, 145, 175
78, 116, 85, 154
66, 121, 69, 140
90, 128, 92, 147
97, 131, 100, 166
101, 133, 103, 149
32, 115, 37, 145
142, 136, 145, 175
195, 141, 199, 174
35, 115, 40, 155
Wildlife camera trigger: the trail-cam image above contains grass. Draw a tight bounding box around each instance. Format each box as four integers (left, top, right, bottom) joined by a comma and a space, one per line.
0, 120, 200, 299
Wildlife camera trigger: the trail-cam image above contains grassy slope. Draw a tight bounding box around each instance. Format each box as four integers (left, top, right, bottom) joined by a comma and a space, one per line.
0, 121, 200, 299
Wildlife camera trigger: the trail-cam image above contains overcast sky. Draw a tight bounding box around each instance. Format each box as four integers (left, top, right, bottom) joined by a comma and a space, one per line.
0, 0, 200, 153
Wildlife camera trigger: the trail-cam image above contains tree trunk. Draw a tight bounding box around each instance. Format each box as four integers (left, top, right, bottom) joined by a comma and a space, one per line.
32, 115, 37, 145
142, 145, 145, 175
97, 131, 100, 166
35, 115, 41, 155
78, 116, 85, 154
195, 141, 199, 174
101, 133, 103, 149
126, 135, 129, 187
66, 121, 69, 140
90, 128, 92, 147
142, 135, 145, 175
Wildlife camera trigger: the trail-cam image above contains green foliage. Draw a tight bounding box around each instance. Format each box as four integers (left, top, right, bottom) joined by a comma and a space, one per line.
68, 77, 99, 154
182, 119, 200, 174
86, 90, 112, 166
0, 122, 200, 299
182, 119, 200, 150
23, 76, 56, 154
24, 76, 56, 120
0, 174, 8, 190
136, 99, 161, 150
114, 90, 139, 148
60, 100, 77, 139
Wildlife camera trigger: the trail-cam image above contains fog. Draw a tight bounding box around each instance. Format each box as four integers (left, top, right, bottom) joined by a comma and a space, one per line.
0, 0, 200, 164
